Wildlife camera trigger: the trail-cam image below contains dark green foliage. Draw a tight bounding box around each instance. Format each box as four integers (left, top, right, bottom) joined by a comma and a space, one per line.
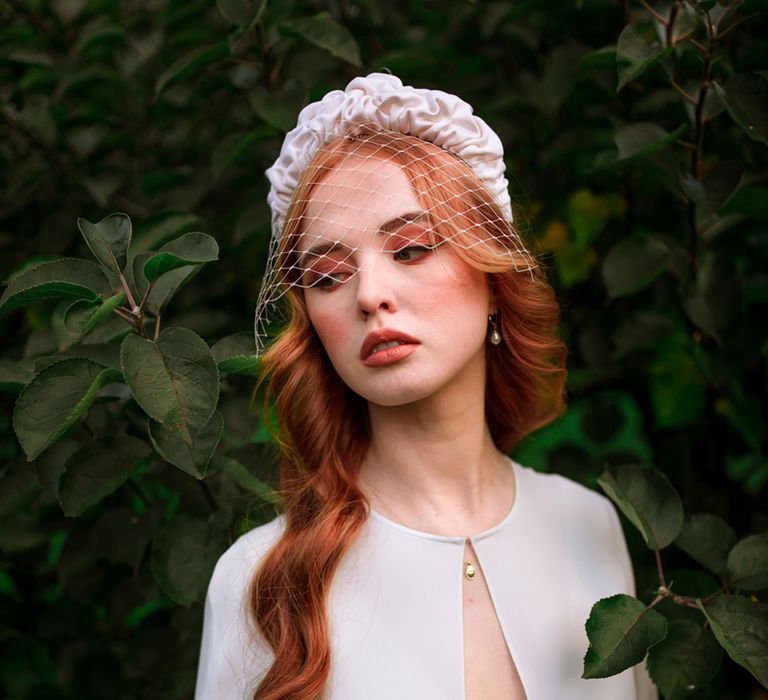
0, 0, 766, 698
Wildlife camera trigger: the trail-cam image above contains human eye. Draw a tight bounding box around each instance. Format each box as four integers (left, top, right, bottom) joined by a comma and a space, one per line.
302, 261, 354, 290
308, 271, 350, 290
393, 245, 434, 262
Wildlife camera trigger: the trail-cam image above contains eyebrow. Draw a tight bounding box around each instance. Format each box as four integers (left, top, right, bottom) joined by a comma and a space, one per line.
297, 210, 429, 269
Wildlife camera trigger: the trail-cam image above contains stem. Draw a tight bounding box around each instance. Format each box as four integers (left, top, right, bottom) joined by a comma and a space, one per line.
687, 12, 715, 274
685, 36, 708, 55
118, 272, 139, 312
714, 0, 741, 34
153, 314, 161, 341
654, 547, 667, 588
666, 4, 678, 47
717, 13, 761, 42
112, 306, 135, 323
669, 79, 697, 105
137, 279, 156, 314
639, 0, 667, 25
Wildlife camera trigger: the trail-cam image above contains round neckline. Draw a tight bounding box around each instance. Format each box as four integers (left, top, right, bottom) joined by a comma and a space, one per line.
367, 457, 522, 544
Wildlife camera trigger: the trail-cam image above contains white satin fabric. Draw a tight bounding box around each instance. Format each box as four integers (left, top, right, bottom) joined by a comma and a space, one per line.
265, 72, 513, 239
195, 459, 658, 699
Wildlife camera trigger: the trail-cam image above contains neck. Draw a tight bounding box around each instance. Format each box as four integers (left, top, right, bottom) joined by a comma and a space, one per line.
358, 360, 516, 537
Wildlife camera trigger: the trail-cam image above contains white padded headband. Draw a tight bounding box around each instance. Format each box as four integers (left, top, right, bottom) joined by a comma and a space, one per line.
265, 72, 513, 240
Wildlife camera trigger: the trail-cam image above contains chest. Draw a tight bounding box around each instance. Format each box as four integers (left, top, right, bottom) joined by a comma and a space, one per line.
324, 517, 637, 700
462, 540, 527, 700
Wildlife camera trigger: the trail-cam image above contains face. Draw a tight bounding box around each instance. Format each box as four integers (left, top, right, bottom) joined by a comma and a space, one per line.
295, 155, 494, 407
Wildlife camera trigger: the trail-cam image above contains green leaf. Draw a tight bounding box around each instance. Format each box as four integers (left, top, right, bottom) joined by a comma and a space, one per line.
154, 42, 230, 97
0, 358, 35, 392
697, 595, 768, 688
76, 212, 132, 274
131, 250, 203, 317
148, 410, 223, 479
614, 122, 686, 160
280, 12, 362, 66
0, 258, 112, 316
249, 80, 307, 131
675, 514, 737, 576
58, 435, 151, 517
616, 23, 671, 91
212, 128, 275, 179
142, 232, 219, 282
582, 594, 668, 678
678, 160, 743, 215
64, 291, 126, 337
150, 515, 227, 607
646, 619, 723, 699
597, 464, 684, 549
48, 343, 122, 372
727, 532, 768, 590
602, 237, 669, 299
13, 359, 122, 461
121, 327, 219, 445
213, 455, 283, 504
212, 332, 261, 377
713, 75, 768, 145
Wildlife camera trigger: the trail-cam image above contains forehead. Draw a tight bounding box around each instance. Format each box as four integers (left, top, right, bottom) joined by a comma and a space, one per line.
296, 155, 421, 252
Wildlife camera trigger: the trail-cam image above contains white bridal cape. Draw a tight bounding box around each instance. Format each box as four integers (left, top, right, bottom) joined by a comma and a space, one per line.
196, 459, 657, 699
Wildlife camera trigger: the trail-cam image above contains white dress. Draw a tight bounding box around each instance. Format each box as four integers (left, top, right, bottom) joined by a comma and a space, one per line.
195, 459, 658, 699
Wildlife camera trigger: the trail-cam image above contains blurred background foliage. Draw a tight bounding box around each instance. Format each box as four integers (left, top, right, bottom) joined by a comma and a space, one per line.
0, 0, 766, 697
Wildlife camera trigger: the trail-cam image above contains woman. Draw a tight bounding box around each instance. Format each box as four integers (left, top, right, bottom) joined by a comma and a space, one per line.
196, 74, 656, 699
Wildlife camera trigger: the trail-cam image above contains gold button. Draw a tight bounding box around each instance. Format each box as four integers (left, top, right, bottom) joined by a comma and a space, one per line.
465, 561, 476, 580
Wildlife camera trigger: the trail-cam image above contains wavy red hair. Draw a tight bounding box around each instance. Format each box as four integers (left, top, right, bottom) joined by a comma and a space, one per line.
249, 127, 567, 699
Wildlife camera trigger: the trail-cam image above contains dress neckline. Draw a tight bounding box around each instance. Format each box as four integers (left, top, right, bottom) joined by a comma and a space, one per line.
367, 457, 522, 544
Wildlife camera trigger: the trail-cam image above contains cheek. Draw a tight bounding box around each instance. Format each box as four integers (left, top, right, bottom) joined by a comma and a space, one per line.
307, 301, 351, 356
423, 261, 490, 319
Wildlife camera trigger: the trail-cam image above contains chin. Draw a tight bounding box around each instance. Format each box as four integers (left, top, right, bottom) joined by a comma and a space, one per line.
348, 373, 448, 408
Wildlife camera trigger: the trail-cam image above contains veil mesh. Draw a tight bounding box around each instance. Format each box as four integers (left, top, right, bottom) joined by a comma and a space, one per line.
255, 102, 537, 355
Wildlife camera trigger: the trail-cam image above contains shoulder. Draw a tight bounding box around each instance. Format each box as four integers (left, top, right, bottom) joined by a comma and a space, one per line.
514, 461, 635, 594
514, 459, 616, 523
195, 514, 287, 698
208, 513, 287, 605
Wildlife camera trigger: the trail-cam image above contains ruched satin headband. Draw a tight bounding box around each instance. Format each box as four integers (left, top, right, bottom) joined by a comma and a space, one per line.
265, 72, 513, 241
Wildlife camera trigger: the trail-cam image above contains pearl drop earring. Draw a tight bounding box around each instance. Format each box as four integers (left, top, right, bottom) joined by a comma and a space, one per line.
489, 313, 502, 346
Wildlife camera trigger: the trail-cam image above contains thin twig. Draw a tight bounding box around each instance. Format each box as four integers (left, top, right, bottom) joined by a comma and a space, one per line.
669, 79, 697, 104
665, 4, 678, 47
118, 272, 139, 312
718, 13, 761, 42
112, 306, 135, 323
672, 28, 695, 47
685, 35, 708, 55
639, 0, 667, 25
655, 547, 667, 588
137, 279, 156, 314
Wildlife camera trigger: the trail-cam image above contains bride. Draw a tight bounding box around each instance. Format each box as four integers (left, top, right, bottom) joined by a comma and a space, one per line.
195, 73, 656, 700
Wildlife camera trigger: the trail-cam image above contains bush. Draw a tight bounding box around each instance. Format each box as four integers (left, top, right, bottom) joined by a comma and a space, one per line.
1, 1, 766, 697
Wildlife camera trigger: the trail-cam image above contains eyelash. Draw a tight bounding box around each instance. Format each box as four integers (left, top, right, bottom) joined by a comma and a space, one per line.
306, 244, 436, 291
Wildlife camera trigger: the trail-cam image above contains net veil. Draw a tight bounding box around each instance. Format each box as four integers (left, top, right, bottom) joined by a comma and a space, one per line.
255, 73, 537, 354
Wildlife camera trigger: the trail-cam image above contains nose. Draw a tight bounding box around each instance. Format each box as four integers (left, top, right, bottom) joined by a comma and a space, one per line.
355, 260, 397, 320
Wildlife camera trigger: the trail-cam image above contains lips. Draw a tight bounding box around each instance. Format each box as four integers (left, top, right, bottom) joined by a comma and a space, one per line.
360, 329, 420, 362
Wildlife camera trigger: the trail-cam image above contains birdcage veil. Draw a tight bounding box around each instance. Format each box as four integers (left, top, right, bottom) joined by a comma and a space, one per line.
254, 72, 537, 354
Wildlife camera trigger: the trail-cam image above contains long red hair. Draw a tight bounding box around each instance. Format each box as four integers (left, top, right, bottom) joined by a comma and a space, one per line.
249, 127, 567, 699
